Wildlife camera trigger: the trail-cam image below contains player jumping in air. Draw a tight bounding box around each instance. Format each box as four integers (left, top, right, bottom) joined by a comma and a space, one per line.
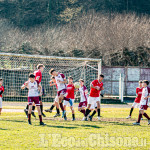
78, 79, 88, 120
83, 74, 104, 121
63, 76, 75, 121
21, 74, 45, 125
133, 80, 150, 125
49, 68, 73, 118
45, 76, 63, 117
0, 78, 4, 115
126, 80, 143, 119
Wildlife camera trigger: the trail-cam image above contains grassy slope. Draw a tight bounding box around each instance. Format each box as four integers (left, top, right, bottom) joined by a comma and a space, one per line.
0, 107, 150, 150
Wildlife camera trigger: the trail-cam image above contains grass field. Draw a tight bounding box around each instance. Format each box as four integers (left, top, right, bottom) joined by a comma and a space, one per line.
0, 105, 150, 150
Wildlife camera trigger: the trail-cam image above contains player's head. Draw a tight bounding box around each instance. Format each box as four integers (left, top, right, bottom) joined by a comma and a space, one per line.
68, 76, 73, 84
139, 80, 143, 87
49, 68, 57, 76
142, 80, 149, 87
29, 73, 35, 82
99, 74, 104, 81
37, 64, 45, 72
0, 78, 3, 86
51, 76, 55, 82
79, 79, 84, 86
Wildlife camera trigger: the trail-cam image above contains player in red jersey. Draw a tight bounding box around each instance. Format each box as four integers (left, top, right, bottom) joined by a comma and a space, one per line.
133, 80, 150, 125
126, 80, 143, 119
0, 78, 4, 115
24, 64, 46, 118
21, 74, 45, 125
63, 76, 75, 121
83, 74, 104, 121
49, 68, 73, 118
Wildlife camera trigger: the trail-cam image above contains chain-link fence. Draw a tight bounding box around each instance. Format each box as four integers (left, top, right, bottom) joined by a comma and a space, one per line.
0, 53, 101, 102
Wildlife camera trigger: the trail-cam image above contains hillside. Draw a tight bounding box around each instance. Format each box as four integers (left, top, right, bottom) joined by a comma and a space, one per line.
0, 0, 150, 66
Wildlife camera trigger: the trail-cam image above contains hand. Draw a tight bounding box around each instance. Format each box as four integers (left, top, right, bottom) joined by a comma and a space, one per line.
95, 86, 100, 90
25, 82, 28, 86
144, 97, 148, 100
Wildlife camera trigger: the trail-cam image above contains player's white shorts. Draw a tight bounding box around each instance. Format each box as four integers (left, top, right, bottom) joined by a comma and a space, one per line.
54, 96, 59, 103
0, 97, 2, 108
132, 102, 140, 108
90, 102, 97, 110
64, 99, 74, 106
88, 96, 100, 105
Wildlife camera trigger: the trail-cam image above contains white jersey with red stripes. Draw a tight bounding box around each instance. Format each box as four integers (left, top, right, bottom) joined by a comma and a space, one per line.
78, 85, 88, 102
25, 80, 39, 97
140, 87, 150, 106
55, 73, 66, 91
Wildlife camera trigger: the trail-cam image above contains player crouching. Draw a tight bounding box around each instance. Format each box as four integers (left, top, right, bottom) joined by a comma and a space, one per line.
133, 80, 150, 125
21, 74, 46, 126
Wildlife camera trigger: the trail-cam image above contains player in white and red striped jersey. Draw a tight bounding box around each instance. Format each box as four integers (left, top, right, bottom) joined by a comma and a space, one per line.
63, 76, 75, 121
24, 64, 46, 118
49, 68, 73, 118
133, 80, 150, 125
0, 78, 4, 115
78, 79, 88, 119
21, 73, 45, 125
45, 76, 64, 117
83, 74, 104, 121
126, 80, 143, 119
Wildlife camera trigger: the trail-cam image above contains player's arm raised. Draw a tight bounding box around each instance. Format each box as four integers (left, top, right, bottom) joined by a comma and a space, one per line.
21, 82, 28, 90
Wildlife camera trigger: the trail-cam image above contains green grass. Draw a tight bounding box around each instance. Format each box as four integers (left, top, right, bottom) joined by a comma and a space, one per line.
0, 107, 150, 150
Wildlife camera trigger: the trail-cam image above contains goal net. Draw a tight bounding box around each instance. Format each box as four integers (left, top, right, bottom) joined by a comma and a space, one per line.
0, 53, 101, 102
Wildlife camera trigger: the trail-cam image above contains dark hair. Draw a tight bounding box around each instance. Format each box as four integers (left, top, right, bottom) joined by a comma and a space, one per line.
37, 64, 44, 69
143, 80, 149, 85
139, 80, 142, 83
49, 68, 55, 75
0, 78, 3, 81
68, 76, 73, 80
79, 79, 84, 82
29, 73, 35, 78
51, 76, 55, 79
100, 74, 104, 78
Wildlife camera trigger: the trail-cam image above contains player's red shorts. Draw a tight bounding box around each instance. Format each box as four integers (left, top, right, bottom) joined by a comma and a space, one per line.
78, 101, 87, 108
57, 89, 67, 96
28, 97, 40, 106
140, 105, 148, 110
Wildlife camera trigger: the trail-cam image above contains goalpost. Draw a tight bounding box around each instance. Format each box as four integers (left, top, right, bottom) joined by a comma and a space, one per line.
0, 53, 102, 102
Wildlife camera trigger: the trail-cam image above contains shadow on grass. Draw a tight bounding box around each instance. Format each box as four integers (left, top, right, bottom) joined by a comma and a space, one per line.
102, 121, 146, 127
3, 119, 26, 123
73, 124, 102, 129
34, 124, 78, 129
0, 128, 9, 130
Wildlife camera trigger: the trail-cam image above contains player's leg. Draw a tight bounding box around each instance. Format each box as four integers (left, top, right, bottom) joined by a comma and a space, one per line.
143, 111, 150, 125
63, 100, 68, 120
84, 100, 92, 121
39, 97, 46, 117
28, 104, 32, 125
31, 102, 36, 118
53, 96, 61, 117
70, 99, 75, 121
89, 103, 97, 121
78, 103, 85, 116
126, 102, 136, 119
0, 97, 2, 115
96, 100, 101, 121
24, 104, 28, 118
34, 97, 46, 125
59, 94, 66, 118
45, 101, 56, 113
